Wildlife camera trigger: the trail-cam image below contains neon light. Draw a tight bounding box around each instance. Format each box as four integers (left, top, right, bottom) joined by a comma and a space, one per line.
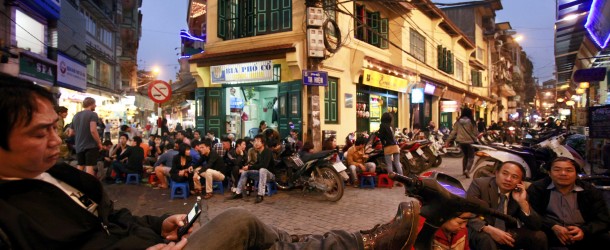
180, 29, 205, 42
585, 0, 610, 49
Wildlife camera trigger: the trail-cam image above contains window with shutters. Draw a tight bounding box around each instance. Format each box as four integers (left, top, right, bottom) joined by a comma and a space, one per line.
325, 77, 339, 124
455, 60, 464, 81
471, 70, 482, 87
354, 4, 388, 49
218, 0, 292, 40
437, 45, 454, 74
410, 29, 426, 62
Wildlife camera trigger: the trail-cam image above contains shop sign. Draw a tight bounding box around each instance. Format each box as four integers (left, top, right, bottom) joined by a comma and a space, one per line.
362, 69, 409, 93
22, 0, 60, 19
424, 83, 436, 95
302, 70, 328, 86
57, 53, 86, 91
411, 88, 424, 104
441, 101, 459, 112
211, 60, 274, 84
585, 0, 610, 49
19, 52, 56, 86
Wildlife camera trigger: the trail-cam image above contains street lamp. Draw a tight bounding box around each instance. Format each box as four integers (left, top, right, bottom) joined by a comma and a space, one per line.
514, 35, 524, 42
152, 67, 160, 76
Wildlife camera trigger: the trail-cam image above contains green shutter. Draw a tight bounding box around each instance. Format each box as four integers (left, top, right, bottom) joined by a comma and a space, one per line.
370, 11, 379, 46
437, 45, 443, 70
447, 51, 454, 74
380, 18, 388, 49
246, 0, 256, 37
218, 0, 227, 39
281, 0, 292, 31
325, 78, 339, 123
257, 0, 267, 34
442, 47, 447, 72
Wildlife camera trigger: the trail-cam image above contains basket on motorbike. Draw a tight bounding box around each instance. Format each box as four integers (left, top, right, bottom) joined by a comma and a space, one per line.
285, 153, 305, 168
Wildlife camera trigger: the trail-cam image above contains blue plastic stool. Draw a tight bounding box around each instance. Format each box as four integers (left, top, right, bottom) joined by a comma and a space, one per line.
125, 173, 140, 185
200, 179, 225, 194
359, 173, 376, 189
170, 180, 189, 200
254, 180, 278, 196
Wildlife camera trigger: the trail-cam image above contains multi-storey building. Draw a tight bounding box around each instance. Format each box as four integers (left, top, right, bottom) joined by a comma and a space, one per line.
186, 0, 495, 146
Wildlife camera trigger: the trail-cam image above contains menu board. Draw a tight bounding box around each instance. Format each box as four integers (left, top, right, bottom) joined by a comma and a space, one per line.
588, 105, 610, 139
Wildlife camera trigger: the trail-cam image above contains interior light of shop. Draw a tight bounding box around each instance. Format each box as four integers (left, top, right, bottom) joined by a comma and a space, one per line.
572, 95, 581, 101
557, 98, 565, 103
579, 82, 590, 89
575, 88, 585, 94
566, 100, 575, 106
545, 92, 552, 96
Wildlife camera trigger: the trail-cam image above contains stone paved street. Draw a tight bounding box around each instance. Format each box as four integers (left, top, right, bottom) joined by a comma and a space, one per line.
104, 157, 467, 235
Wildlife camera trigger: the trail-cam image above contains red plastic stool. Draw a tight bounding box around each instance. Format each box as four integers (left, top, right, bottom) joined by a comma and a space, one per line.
149, 174, 158, 185
377, 174, 393, 188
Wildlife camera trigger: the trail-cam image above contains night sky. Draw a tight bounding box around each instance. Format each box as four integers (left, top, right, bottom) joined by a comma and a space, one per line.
137, 0, 556, 84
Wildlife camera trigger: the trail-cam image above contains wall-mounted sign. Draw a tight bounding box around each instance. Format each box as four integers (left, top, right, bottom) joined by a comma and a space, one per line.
345, 93, 353, 108
585, 0, 610, 49
441, 100, 459, 112
211, 60, 274, 84
362, 69, 409, 93
302, 70, 328, 86
588, 104, 610, 138
411, 88, 424, 104
57, 53, 86, 92
424, 83, 436, 95
19, 52, 56, 87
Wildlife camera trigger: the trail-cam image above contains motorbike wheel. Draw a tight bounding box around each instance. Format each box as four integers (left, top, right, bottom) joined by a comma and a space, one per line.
432, 155, 442, 168
314, 166, 344, 202
472, 157, 500, 179
409, 157, 428, 174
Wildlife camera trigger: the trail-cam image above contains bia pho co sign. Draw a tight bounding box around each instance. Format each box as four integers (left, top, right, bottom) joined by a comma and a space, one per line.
211, 60, 274, 84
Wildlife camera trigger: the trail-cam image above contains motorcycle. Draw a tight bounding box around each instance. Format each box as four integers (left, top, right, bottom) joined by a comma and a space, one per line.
399, 139, 442, 174
388, 172, 520, 250
471, 133, 586, 181
274, 145, 345, 201
440, 131, 464, 158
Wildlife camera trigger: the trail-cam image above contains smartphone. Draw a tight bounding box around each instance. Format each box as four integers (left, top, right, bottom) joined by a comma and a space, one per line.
177, 202, 201, 239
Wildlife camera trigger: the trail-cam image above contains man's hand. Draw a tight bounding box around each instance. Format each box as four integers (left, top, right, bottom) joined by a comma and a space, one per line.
146, 238, 188, 250
484, 225, 515, 247
566, 225, 584, 243
358, 163, 366, 172
552, 224, 574, 245
160, 214, 200, 242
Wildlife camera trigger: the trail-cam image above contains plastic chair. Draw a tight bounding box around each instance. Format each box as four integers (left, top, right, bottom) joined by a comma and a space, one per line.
377, 174, 393, 188
170, 180, 189, 200
254, 180, 278, 196
125, 173, 140, 185
359, 172, 377, 189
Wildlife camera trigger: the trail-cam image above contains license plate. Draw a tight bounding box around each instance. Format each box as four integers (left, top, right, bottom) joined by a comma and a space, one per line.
332, 162, 347, 172
416, 148, 424, 155
405, 152, 413, 159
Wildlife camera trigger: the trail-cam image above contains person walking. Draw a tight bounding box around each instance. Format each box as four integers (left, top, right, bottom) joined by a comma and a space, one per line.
378, 112, 404, 178
70, 97, 103, 176
445, 107, 478, 178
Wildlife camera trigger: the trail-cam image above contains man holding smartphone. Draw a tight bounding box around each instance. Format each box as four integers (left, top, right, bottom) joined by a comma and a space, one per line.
466, 161, 547, 250
1, 76, 426, 250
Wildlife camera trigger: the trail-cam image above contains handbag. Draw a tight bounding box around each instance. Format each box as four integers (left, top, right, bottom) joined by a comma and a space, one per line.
383, 144, 400, 155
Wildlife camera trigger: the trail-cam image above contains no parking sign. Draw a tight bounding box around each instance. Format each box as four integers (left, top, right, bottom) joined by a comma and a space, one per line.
147, 80, 172, 104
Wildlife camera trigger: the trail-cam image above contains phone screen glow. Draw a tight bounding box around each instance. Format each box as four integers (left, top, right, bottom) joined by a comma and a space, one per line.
187, 204, 199, 221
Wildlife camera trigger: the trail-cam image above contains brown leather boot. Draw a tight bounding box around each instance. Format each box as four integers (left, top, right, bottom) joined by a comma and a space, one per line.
360, 200, 420, 250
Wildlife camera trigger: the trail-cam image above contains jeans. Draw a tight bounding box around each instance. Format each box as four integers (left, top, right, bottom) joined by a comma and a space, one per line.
236, 168, 275, 196
348, 163, 376, 182
459, 143, 475, 173
384, 153, 404, 175
184, 207, 364, 250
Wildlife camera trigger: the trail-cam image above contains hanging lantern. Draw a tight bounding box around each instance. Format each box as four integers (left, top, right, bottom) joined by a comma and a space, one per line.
575, 88, 585, 94
566, 100, 575, 106
579, 82, 589, 89
556, 98, 564, 103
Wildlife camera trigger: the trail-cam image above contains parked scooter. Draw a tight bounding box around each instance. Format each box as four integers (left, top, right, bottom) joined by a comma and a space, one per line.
274, 145, 345, 201
471, 133, 586, 181
399, 139, 442, 174
388, 171, 520, 249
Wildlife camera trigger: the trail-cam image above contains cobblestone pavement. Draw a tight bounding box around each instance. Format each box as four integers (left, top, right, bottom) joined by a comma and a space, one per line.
104, 157, 467, 235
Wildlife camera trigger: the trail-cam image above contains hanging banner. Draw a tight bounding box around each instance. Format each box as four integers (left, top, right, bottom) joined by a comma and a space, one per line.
211, 60, 274, 84
57, 53, 86, 92
362, 69, 409, 93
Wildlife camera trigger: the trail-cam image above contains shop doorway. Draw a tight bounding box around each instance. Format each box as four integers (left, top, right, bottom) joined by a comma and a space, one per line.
223, 84, 282, 139
440, 112, 452, 130
356, 86, 399, 133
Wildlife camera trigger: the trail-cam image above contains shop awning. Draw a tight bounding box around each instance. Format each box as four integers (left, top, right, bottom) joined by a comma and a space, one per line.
189, 44, 296, 66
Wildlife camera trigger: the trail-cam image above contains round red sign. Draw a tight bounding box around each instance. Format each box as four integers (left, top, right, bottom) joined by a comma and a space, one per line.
147, 80, 172, 104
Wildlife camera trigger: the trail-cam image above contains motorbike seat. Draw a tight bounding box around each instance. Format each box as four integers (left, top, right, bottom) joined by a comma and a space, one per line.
300, 150, 335, 163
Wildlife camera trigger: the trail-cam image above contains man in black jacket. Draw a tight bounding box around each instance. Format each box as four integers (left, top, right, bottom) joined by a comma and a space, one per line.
0, 77, 431, 250
230, 134, 275, 203
193, 139, 226, 199
527, 157, 610, 248
112, 136, 145, 183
